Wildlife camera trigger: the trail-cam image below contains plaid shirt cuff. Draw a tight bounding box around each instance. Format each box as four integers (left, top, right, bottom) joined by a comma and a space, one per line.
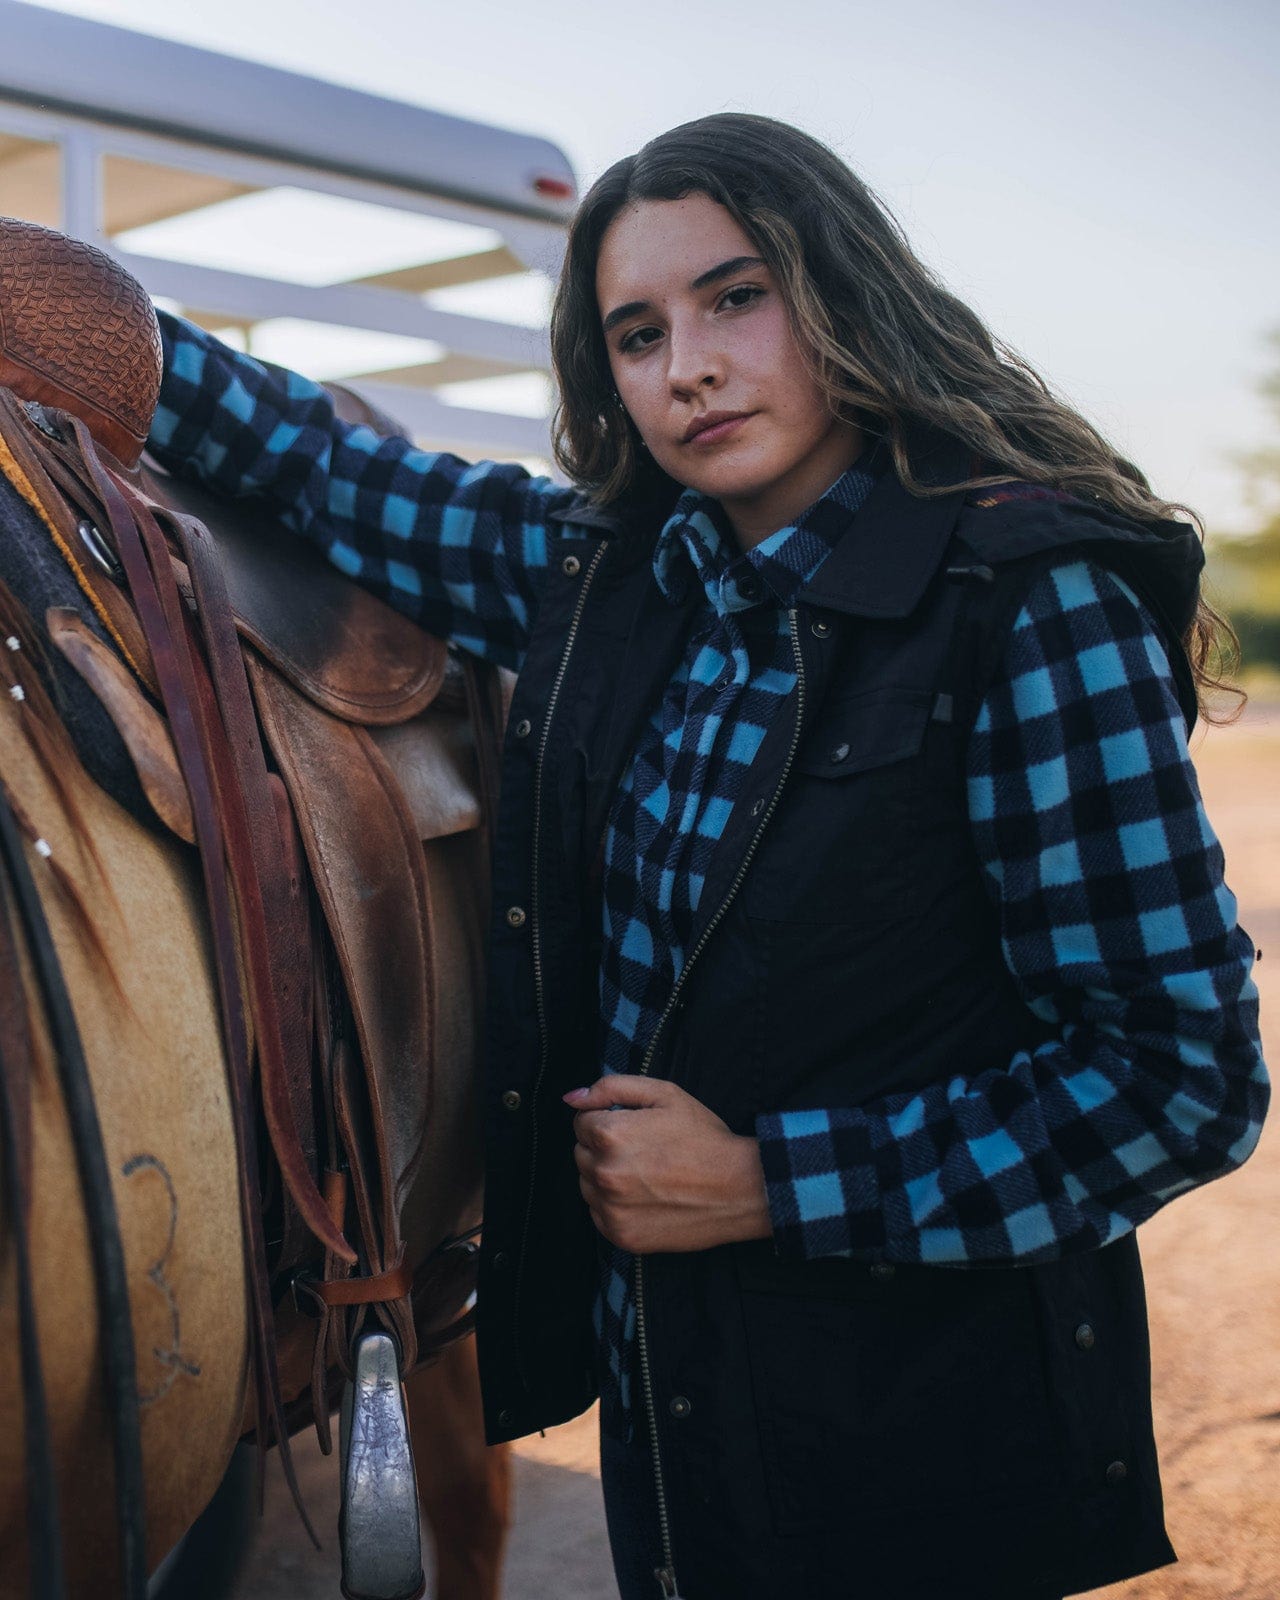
757, 1107, 885, 1258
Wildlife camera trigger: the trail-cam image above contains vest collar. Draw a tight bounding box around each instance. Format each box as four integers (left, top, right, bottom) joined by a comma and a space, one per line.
550, 423, 974, 619
798, 423, 972, 619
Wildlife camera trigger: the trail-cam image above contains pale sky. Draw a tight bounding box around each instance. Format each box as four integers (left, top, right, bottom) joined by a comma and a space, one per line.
26, 0, 1280, 534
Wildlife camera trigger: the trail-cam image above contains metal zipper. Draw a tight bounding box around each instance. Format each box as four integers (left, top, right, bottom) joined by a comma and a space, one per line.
634, 607, 808, 1599
512, 539, 608, 1395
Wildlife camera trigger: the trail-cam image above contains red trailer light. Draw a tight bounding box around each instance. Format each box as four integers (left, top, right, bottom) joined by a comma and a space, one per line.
532, 174, 576, 201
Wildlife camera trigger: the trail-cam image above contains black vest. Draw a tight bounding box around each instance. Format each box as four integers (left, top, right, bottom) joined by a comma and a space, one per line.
475, 428, 1201, 1597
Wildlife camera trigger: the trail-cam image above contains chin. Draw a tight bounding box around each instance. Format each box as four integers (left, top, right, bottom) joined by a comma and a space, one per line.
671, 451, 785, 505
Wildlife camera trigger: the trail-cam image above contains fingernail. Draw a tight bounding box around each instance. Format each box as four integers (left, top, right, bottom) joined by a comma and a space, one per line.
562, 1088, 590, 1105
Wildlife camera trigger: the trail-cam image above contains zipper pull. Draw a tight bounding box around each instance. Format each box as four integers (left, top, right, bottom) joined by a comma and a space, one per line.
654, 1568, 684, 1598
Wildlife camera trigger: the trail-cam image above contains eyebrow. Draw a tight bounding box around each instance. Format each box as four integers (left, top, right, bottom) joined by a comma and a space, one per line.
600, 255, 767, 336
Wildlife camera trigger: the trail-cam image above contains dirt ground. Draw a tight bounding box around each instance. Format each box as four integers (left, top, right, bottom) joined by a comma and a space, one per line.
229, 699, 1280, 1600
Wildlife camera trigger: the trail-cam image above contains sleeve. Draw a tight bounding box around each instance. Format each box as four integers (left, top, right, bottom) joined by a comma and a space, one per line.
146, 311, 580, 670
755, 558, 1269, 1264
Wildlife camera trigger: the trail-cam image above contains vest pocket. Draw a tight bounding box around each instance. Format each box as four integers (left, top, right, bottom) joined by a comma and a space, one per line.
794, 685, 934, 778
744, 685, 937, 925
737, 1256, 1062, 1535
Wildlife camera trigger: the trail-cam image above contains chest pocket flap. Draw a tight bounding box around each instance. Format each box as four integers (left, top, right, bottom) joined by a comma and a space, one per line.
797, 686, 935, 778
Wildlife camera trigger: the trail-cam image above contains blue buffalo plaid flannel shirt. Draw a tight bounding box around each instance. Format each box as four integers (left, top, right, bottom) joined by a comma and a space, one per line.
149, 313, 1268, 1418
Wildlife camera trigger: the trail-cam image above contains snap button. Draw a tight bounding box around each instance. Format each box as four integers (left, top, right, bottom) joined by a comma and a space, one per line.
1075, 1323, 1096, 1351
505, 905, 527, 928
669, 1395, 692, 1419
492, 1251, 512, 1271
810, 617, 831, 639
738, 575, 762, 602
870, 1262, 895, 1281
1105, 1460, 1128, 1486
498, 1408, 513, 1428
502, 1089, 522, 1111
562, 554, 582, 577
514, 718, 532, 739
945, 564, 996, 585
829, 742, 851, 764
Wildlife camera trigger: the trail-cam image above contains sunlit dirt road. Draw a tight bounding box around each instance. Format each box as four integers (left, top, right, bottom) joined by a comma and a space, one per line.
230, 701, 1279, 1600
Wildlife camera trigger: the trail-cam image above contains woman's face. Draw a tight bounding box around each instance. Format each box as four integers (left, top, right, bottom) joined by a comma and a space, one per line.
595, 192, 862, 545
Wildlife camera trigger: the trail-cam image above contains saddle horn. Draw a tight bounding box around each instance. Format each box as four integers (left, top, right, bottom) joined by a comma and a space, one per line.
0, 217, 162, 469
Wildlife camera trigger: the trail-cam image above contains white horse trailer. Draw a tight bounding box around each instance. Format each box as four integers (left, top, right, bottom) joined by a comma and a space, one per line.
0, 0, 576, 462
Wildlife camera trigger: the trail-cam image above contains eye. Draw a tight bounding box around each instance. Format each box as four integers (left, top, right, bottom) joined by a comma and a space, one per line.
618, 324, 662, 355
716, 284, 765, 312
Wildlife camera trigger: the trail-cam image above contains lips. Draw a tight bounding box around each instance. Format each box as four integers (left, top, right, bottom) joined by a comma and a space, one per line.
682, 411, 754, 445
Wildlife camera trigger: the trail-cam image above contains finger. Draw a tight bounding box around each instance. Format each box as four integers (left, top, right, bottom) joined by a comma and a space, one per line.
563, 1074, 665, 1111
572, 1107, 627, 1149
562, 1078, 614, 1110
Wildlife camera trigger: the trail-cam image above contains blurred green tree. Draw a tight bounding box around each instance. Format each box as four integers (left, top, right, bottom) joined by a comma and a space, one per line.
1205, 328, 1280, 672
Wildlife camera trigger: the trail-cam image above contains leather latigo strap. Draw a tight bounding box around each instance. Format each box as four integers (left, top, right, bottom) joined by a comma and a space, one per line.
64, 421, 320, 1542
264, 771, 319, 1275
162, 502, 344, 1266
307, 1253, 413, 1307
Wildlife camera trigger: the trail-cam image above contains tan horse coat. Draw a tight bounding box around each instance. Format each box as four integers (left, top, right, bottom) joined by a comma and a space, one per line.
0, 685, 248, 1595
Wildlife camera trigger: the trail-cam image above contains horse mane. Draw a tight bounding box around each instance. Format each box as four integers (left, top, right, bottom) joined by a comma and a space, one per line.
0, 577, 126, 1000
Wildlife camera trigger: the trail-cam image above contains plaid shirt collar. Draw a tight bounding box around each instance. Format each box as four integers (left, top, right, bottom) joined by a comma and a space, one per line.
652, 454, 881, 615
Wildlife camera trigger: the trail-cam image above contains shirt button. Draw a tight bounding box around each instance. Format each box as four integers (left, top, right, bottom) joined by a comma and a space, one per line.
810, 617, 831, 639
1075, 1323, 1096, 1351
491, 1251, 512, 1271
870, 1262, 895, 1282
829, 742, 851, 764
669, 1395, 692, 1419
1105, 1460, 1129, 1486
562, 554, 582, 577
514, 718, 533, 739
505, 905, 527, 928
501, 1089, 522, 1111
498, 1408, 514, 1428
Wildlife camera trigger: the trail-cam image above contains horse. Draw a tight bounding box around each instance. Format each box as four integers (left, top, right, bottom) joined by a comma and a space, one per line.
0, 217, 512, 1600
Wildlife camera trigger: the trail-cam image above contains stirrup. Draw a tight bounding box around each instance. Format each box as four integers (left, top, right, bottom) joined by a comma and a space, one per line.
338, 1329, 425, 1600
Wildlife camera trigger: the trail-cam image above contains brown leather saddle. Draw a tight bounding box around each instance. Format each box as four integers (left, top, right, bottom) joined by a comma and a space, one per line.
0, 218, 505, 1599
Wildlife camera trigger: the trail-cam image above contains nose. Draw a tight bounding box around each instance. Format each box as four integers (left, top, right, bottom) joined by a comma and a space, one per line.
665, 315, 723, 398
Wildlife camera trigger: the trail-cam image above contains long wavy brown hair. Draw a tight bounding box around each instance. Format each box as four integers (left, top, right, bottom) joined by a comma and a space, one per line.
550, 112, 1238, 717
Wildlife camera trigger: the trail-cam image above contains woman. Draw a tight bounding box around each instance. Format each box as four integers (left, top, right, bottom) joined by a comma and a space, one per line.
147, 114, 1267, 1600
